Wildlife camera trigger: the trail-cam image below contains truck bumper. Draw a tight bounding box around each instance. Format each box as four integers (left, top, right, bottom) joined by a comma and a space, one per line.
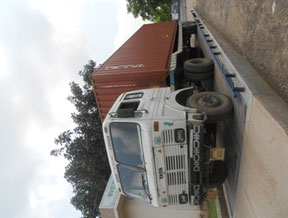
188, 123, 205, 205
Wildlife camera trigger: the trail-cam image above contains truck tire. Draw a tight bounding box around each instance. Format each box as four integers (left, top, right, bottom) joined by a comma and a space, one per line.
186, 92, 233, 122
184, 70, 213, 82
208, 161, 227, 188
184, 58, 214, 73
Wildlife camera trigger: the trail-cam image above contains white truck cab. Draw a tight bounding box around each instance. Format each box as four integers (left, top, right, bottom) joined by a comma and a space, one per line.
102, 86, 232, 207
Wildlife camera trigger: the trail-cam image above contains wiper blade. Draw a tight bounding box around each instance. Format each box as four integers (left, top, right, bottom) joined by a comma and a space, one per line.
141, 174, 152, 201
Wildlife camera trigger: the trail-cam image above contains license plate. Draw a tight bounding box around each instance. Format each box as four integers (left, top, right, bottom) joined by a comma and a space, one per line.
210, 148, 225, 161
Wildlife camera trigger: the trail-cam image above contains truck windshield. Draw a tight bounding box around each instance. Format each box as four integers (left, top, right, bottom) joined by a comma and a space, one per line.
110, 122, 144, 167
117, 164, 150, 202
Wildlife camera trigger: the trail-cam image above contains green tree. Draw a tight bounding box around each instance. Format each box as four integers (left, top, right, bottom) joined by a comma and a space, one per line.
126, 0, 171, 22
51, 60, 110, 218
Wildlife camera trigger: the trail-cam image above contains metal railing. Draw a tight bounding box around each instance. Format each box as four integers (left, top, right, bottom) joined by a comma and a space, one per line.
192, 11, 245, 97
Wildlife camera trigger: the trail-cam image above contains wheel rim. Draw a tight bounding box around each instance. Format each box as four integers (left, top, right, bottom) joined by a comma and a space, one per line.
197, 95, 220, 107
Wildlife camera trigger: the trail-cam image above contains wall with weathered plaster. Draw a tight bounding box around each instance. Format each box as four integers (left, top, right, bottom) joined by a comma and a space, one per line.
193, 0, 288, 103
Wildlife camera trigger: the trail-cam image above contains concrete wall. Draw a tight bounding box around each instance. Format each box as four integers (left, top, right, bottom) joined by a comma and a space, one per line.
100, 175, 208, 218
192, 0, 288, 103
120, 196, 207, 218
234, 97, 288, 218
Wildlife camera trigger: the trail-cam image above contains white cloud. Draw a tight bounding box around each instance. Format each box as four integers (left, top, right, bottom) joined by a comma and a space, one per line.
38, 178, 69, 201
48, 86, 76, 124
0, 44, 8, 79
114, 0, 151, 49
0, 1, 83, 217
29, 0, 83, 39
27, 160, 80, 218
24, 119, 80, 218
11, 91, 24, 106
0, 0, 150, 217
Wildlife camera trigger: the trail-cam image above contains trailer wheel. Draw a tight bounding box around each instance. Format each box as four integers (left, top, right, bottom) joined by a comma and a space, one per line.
186, 92, 233, 122
184, 58, 214, 73
208, 161, 227, 188
184, 70, 213, 82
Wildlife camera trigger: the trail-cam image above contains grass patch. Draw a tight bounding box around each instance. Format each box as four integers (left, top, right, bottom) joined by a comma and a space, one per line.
207, 200, 218, 218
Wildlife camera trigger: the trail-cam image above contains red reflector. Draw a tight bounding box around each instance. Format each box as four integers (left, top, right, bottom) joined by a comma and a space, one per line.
154, 121, 159, 132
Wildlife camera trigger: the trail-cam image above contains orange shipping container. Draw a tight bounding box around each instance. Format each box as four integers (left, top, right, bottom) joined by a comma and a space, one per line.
92, 21, 178, 122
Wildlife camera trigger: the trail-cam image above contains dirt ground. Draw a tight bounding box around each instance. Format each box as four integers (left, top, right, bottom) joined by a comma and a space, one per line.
192, 0, 288, 103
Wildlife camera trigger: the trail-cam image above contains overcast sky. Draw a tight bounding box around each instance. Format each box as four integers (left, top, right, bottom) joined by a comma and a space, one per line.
0, 0, 148, 217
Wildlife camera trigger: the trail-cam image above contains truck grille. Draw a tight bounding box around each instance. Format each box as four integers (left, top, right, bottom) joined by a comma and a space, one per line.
168, 194, 178, 205
162, 129, 174, 145
164, 145, 189, 205
167, 170, 186, 185
166, 155, 185, 171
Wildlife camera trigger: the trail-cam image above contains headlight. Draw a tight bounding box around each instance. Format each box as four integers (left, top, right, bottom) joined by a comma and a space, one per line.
160, 196, 168, 206
174, 129, 185, 143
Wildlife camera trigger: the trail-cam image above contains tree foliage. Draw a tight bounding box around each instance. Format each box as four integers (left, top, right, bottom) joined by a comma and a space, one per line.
51, 60, 110, 218
126, 0, 171, 22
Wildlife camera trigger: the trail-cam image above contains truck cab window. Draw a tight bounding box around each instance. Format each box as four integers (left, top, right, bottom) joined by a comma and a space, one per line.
110, 122, 144, 167
117, 164, 150, 202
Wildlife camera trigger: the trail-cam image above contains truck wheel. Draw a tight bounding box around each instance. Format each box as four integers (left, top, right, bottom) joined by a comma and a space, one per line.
184, 58, 214, 73
208, 161, 227, 188
184, 70, 213, 82
186, 92, 233, 122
